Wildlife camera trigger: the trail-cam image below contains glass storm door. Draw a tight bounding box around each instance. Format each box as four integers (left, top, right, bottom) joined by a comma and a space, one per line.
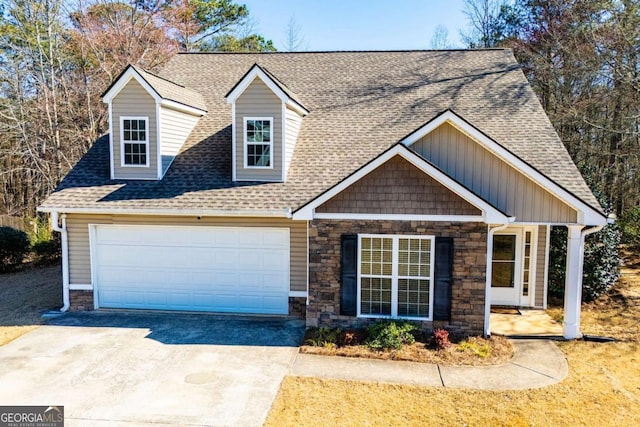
490, 230, 522, 306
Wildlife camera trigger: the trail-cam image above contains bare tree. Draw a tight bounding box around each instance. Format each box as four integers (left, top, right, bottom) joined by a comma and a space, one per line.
430, 25, 453, 49
282, 16, 307, 52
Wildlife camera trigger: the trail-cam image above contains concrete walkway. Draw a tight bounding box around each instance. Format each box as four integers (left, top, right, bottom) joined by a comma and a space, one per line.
291, 339, 568, 390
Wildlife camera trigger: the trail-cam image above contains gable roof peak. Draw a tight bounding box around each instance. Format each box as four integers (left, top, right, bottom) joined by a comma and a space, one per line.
225, 62, 309, 116
101, 63, 207, 114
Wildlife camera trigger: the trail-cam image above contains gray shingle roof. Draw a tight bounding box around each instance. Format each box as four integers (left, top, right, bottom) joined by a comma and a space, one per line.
131, 65, 207, 112
41, 50, 602, 216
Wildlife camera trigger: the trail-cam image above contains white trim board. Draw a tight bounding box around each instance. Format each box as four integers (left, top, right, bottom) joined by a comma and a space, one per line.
292, 144, 512, 224
401, 110, 606, 225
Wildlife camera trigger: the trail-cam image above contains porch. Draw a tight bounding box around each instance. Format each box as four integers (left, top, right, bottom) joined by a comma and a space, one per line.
490, 309, 563, 338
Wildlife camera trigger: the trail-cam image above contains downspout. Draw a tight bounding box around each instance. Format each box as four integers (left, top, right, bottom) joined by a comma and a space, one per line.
51, 212, 70, 312
575, 223, 605, 310
483, 221, 513, 337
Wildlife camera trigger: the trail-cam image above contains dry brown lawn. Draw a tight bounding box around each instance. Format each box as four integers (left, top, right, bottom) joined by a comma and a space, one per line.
0, 264, 62, 345
266, 252, 640, 427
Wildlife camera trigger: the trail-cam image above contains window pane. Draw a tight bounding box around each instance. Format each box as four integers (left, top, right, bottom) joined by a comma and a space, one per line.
492, 262, 515, 287
360, 277, 392, 315
123, 120, 130, 130
493, 235, 516, 261
398, 278, 430, 317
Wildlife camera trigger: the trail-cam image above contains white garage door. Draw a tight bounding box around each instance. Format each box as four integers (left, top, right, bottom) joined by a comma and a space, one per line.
91, 225, 290, 314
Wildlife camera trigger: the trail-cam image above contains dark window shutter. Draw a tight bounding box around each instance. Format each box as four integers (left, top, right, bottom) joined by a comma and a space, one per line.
340, 234, 358, 316
433, 237, 454, 321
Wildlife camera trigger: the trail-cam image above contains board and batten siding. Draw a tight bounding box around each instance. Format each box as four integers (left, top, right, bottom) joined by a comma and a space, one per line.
235, 78, 282, 181
66, 214, 308, 293
111, 79, 158, 179
284, 107, 303, 179
159, 106, 200, 175
412, 123, 578, 223
535, 224, 549, 307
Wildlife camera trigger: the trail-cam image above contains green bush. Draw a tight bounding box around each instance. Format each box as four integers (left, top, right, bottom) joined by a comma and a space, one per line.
365, 320, 417, 350
548, 223, 621, 302
0, 226, 31, 273
28, 217, 60, 265
619, 207, 640, 248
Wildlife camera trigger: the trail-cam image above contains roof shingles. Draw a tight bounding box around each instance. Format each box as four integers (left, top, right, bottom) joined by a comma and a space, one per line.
41, 50, 602, 216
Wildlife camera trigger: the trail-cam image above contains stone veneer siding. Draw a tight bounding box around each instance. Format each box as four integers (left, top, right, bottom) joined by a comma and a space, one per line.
308, 220, 487, 336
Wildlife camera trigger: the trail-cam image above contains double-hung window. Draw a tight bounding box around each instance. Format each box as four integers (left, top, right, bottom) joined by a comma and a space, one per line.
358, 235, 435, 320
121, 117, 149, 167
244, 117, 273, 168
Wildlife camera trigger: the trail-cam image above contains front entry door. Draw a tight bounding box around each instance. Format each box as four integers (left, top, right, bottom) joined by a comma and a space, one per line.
490, 230, 522, 306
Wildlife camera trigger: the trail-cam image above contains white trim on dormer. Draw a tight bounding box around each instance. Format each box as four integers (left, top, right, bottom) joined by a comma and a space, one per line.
156, 103, 163, 179
401, 109, 607, 225
281, 102, 287, 181
108, 103, 115, 179
103, 67, 162, 105
292, 144, 512, 224
225, 65, 309, 117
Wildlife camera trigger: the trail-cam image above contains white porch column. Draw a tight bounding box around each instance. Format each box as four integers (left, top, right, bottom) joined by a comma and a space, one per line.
563, 225, 585, 339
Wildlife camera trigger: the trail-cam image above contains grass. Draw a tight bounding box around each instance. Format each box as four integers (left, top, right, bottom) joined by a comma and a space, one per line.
266, 252, 640, 427
0, 264, 62, 346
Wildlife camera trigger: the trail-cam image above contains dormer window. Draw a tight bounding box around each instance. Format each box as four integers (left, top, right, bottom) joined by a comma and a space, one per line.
121, 117, 149, 167
244, 117, 273, 168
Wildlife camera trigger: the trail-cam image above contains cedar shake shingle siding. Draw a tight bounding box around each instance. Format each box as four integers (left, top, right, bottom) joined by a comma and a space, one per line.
317, 156, 481, 215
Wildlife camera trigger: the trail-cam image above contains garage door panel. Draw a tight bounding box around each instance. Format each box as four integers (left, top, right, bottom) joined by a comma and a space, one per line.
94, 225, 290, 314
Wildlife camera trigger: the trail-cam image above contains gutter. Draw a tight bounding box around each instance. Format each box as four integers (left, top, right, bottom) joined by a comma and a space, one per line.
38, 206, 291, 218
50, 212, 70, 312
483, 219, 515, 337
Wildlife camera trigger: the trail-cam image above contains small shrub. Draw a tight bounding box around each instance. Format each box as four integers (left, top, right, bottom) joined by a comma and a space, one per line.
0, 226, 31, 273
305, 326, 341, 347
338, 329, 365, 347
365, 320, 417, 350
432, 328, 451, 349
458, 339, 490, 358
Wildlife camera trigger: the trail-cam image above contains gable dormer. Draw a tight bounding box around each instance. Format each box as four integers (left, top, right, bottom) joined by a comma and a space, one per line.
102, 65, 207, 181
225, 64, 308, 182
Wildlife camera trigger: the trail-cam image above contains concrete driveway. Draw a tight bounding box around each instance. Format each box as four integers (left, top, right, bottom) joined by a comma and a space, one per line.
0, 312, 305, 426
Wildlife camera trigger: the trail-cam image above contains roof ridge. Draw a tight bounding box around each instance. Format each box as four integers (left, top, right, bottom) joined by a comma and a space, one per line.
133, 64, 188, 89
176, 48, 510, 55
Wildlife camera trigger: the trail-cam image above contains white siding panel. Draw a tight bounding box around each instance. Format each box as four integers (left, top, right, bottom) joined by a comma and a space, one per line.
159, 106, 200, 175
284, 107, 303, 179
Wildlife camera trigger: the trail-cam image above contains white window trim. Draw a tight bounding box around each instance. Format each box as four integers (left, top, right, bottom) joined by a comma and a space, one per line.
243, 116, 274, 169
356, 234, 436, 321
120, 116, 150, 168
